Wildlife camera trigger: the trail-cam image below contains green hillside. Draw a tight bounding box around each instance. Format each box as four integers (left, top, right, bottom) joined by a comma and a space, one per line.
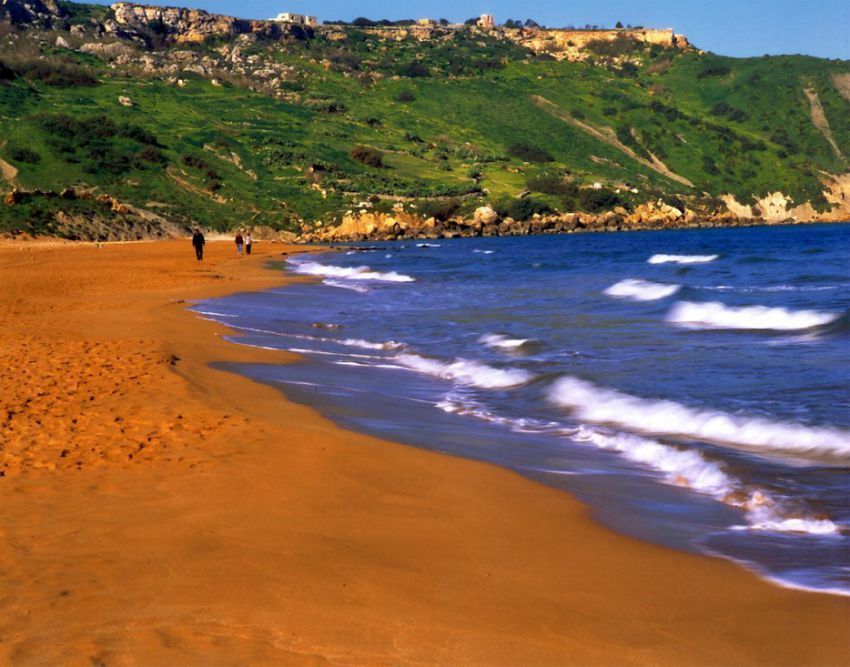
1, 0, 849, 237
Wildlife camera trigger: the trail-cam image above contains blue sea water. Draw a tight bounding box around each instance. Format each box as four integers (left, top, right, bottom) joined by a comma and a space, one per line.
196, 224, 850, 596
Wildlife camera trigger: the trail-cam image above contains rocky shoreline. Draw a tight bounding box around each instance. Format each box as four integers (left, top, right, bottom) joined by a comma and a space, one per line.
295, 202, 846, 243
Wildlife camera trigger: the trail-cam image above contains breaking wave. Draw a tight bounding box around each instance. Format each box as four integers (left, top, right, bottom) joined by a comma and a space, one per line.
323, 279, 370, 293
648, 254, 719, 264
568, 426, 838, 535
549, 376, 850, 460
667, 301, 841, 331
437, 395, 838, 535
604, 278, 681, 302
288, 259, 415, 283
479, 333, 537, 353
395, 353, 533, 389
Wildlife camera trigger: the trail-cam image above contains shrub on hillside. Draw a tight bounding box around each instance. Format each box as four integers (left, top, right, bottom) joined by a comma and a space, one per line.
8, 145, 40, 164
508, 142, 553, 163
417, 198, 460, 221
350, 145, 384, 168
132, 146, 167, 169
526, 172, 578, 198
182, 154, 210, 170
697, 62, 731, 79
395, 90, 416, 103
16, 57, 98, 87
578, 187, 629, 213
494, 196, 552, 221
710, 101, 748, 123
397, 62, 430, 78
585, 35, 640, 58
0, 60, 14, 82
32, 113, 163, 176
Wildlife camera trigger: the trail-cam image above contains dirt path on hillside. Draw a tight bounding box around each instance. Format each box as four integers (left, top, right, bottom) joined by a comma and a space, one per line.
532, 95, 694, 187
804, 87, 845, 162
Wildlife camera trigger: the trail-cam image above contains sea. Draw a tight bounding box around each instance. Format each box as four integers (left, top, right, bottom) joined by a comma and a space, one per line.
194, 223, 850, 596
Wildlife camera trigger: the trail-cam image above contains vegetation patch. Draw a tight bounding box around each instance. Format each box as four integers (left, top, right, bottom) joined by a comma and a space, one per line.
349, 145, 384, 168
508, 142, 554, 163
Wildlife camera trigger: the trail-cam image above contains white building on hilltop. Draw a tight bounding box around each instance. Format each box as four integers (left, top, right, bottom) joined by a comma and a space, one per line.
477, 14, 494, 29
271, 12, 318, 26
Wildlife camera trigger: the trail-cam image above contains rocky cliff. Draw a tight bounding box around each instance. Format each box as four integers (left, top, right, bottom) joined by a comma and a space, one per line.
110, 2, 302, 43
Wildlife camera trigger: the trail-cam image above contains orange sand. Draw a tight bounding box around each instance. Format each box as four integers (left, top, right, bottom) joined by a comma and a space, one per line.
0, 239, 847, 665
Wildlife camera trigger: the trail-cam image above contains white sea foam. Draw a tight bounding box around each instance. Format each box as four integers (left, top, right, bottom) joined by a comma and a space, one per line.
667, 301, 840, 331
229, 325, 404, 354
417, 243, 441, 248
648, 253, 719, 264
340, 338, 405, 351
549, 376, 850, 459
437, 393, 839, 535
193, 310, 240, 319
703, 283, 850, 294
604, 279, 681, 302
396, 353, 533, 389
479, 333, 532, 352
473, 249, 495, 255
567, 426, 839, 535
289, 259, 415, 283
323, 279, 370, 293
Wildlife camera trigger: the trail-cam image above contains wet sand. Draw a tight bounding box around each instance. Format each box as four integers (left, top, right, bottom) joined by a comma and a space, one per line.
0, 238, 847, 666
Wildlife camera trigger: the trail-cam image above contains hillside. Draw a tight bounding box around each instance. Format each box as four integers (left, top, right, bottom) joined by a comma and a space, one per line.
1, 0, 849, 240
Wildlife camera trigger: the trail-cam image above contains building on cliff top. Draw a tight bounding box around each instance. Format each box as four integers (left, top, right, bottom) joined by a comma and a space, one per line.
271, 12, 317, 26
477, 14, 495, 29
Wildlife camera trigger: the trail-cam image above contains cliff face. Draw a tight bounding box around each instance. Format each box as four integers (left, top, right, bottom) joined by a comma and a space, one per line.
507, 27, 689, 61
110, 2, 302, 43
0, 0, 63, 25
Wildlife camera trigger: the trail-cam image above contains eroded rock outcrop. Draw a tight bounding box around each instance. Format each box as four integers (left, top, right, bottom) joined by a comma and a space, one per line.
0, 0, 63, 26
110, 2, 305, 44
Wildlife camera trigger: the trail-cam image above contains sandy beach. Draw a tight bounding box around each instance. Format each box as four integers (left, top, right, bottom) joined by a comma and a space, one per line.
0, 238, 847, 666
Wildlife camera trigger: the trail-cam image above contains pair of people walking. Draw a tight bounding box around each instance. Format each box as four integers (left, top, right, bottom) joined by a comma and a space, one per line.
235, 231, 253, 255
190, 229, 253, 261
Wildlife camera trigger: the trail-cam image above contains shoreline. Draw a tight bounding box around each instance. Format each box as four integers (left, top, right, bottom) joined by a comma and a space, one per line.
1, 238, 848, 665
297, 212, 850, 244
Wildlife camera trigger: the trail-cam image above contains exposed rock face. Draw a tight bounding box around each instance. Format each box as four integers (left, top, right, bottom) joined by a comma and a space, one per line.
0, 0, 63, 25
110, 2, 304, 44
297, 193, 844, 244
3, 187, 189, 240
508, 27, 689, 61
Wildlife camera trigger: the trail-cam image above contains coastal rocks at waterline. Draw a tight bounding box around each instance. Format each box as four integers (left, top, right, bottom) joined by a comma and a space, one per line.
297, 202, 745, 243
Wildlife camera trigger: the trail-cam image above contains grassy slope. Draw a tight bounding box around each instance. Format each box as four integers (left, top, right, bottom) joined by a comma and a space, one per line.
1, 6, 849, 234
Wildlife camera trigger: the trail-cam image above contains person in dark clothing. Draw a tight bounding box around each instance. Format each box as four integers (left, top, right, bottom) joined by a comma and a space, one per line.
235, 232, 244, 255
192, 229, 205, 261
245, 232, 253, 255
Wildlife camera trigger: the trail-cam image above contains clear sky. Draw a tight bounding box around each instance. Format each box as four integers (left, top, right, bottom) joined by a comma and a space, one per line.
93, 0, 850, 60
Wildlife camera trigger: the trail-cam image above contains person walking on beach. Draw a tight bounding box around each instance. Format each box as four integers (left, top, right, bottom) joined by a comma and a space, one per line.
245, 232, 253, 255
192, 228, 205, 261
235, 232, 244, 255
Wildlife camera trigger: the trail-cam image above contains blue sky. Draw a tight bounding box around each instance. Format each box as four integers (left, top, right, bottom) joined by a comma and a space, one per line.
93, 0, 850, 59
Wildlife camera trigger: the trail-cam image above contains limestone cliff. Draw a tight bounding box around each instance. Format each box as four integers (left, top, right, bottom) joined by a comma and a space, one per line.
110, 2, 303, 43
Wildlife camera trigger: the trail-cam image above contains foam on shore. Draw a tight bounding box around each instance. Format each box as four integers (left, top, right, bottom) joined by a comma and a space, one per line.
288, 258, 415, 283
436, 396, 839, 536
396, 353, 533, 389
